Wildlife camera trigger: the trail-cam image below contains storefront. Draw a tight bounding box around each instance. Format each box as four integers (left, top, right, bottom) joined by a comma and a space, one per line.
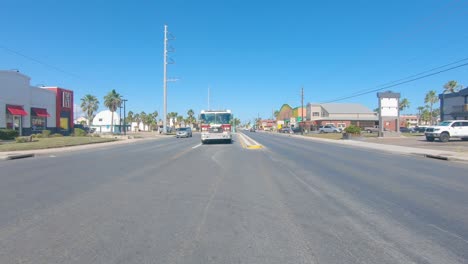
5, 105, 28, 135
1, 70, 71, 135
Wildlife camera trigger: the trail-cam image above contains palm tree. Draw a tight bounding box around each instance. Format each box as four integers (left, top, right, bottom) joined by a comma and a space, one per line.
424, 90, 438, 125
399, 98, 410, 112
140, 111, 147, 131
417, 106, 425, 125
274, 110, 279, 119
177, 115, 184, 127
126, 111, 134, 124
103, 89, 122, 133
80, 94, 99, 126
187, 109, 195, 126
148, 111, 158, 131
443, 80, 462, 94
134, 113, 141, 132
167, 112, 178, 128
230, 118, 241, 127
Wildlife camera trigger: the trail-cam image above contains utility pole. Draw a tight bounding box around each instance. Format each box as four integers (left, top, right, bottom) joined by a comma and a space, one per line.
162, 25, 176, 133
163, 25, 168, 134
301, 86, 304, 135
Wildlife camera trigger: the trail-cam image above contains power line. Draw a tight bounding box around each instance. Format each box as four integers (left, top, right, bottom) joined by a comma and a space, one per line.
321, 61, 468, 104
0, 44, 83, 80
324, 57, 468, 102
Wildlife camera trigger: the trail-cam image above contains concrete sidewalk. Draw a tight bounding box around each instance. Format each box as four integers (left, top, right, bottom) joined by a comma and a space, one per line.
0, 136, 164, 161
274, 132, 468, 162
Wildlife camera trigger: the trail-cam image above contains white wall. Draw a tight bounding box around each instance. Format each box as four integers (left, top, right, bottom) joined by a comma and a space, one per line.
0, 71, 31, 128
31, 87, 56, 128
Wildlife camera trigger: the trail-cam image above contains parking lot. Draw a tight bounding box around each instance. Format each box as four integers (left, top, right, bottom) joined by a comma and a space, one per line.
360, 134, 468, 153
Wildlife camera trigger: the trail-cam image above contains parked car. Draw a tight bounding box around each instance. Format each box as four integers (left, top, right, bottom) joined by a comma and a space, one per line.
249, 128, 256, 132
425, 120, 468, 142
399, 127, 415, 133
414, 126, 428, 133
364, 125, 379, 133
74, 124, 91, 133
291, 127, 302, 134
319, 125, 341, 133
280, 127, 293, 134
176, 127, 192, 138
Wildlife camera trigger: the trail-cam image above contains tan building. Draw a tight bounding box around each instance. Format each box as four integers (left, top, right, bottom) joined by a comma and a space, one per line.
306, 103, 377, 130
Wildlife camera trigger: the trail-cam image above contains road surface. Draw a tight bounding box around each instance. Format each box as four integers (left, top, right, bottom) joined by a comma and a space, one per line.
0, 132, 467, 264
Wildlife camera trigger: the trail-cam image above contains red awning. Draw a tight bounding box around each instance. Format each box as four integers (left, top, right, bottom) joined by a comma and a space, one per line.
32, 108, 51, 117
7, 105, 28, 116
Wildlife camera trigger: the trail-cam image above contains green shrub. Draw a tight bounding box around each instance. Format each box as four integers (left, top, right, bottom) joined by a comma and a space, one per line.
92, 133, 101, 137
42, 130, 51, 138
51, 133, 64, 137
35, 133, 44, 138
344, 125, 361, 134
0, 129, 19, 140
15, 136, 30, 143
74, 128, 87, 137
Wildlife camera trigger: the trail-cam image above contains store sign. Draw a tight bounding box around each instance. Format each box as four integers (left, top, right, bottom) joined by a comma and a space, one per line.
380, 98, 398, 117
62, 92, 71, 108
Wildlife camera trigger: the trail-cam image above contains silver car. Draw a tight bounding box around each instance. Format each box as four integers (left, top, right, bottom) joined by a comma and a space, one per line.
176, 127, 192, 138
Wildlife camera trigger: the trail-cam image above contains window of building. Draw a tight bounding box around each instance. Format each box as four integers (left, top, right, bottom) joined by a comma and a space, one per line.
312, 112, 320, 117
31, 116, 46, 131
321, 112, 329, 117
337, 123, 346, 128
6, 113, 14, 129
62, 92, 71, 108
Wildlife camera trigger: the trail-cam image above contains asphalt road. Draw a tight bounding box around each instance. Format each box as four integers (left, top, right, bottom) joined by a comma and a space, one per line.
0, 132, 468, 264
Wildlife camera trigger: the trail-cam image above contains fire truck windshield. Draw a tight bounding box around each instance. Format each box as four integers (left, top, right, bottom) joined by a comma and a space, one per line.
200, 113, 231, 125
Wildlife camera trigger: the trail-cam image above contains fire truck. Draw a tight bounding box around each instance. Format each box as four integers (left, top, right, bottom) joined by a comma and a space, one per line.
199, 109, 232, 144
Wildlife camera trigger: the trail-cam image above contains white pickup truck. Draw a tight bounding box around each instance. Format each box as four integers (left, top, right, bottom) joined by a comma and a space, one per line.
425, 120, 468, 142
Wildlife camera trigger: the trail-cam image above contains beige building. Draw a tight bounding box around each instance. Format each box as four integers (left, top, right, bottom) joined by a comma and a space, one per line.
306, 103, 378, 130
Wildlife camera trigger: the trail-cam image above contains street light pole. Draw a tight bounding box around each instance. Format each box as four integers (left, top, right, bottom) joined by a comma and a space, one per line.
119, 105, 122, 134
123, 99, 128, 135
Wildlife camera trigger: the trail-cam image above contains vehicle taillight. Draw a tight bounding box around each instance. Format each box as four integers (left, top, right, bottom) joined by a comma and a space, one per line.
222, 124, 231, 132
201, 125, 210, 131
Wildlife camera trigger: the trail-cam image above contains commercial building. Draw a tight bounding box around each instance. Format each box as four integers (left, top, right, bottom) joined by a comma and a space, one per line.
305, 103, 378, 130
400, 115, 418, 128
0, 70, 74, 135
440, 87, 468, 121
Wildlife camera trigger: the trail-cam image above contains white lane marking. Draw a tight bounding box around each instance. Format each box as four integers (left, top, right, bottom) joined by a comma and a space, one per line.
49, 155, 56, 158
428, 224, 468, 245
192, 143, 202, 149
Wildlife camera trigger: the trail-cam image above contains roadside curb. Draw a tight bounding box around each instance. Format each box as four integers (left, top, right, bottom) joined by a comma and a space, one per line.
0, 153, 35, 160
0, 137, 164, 161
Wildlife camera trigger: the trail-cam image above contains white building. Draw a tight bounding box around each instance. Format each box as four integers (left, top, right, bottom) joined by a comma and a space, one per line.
91, 110, 123, 133
75, 116, 88, 125
0, 70, 58, 136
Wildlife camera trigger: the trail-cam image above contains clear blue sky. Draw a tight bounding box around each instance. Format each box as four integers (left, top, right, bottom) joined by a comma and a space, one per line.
1, 0, 468, 122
